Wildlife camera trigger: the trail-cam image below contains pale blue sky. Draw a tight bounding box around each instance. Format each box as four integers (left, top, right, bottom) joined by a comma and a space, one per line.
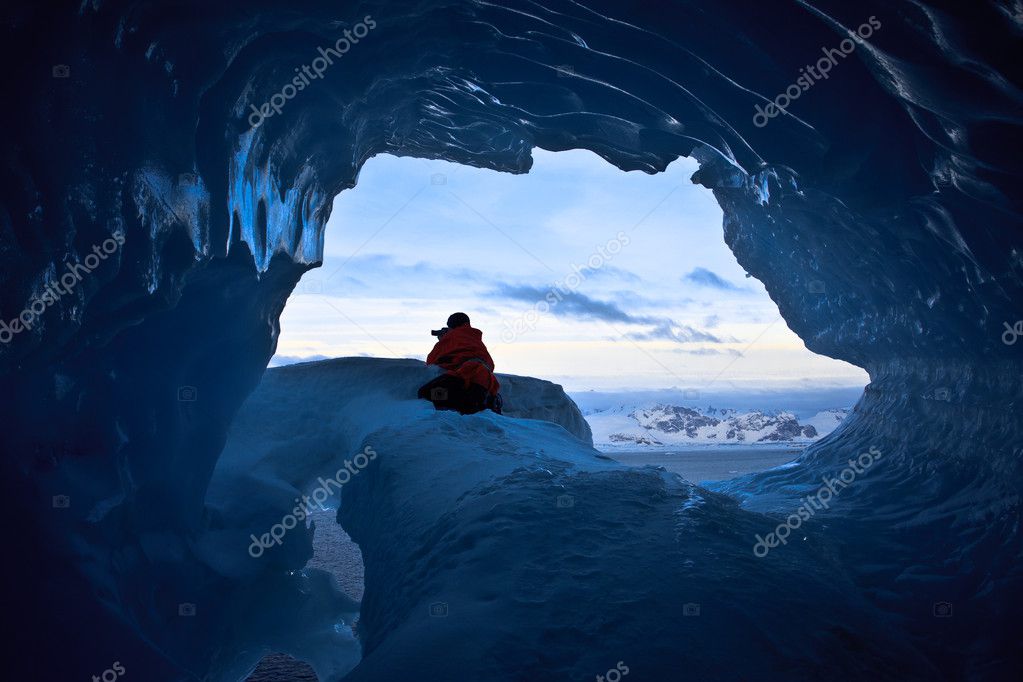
273, 149, 867, 391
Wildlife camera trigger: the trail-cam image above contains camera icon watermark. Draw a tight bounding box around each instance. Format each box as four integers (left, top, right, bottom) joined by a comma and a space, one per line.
682, 388, 700, 400
932, 601, 952, 618
806, 280, 826, 294
296, 278, 323, 294
683, 602, 700, 616
178, 386, 197, 402
430, 387, 448, 401
52, 64, 70, 78
178, 602, 197, 617
430, 173, 447, 186
52, 494, 71, 508
556, 494, 575, 508
428, 601, 448, 617
933, 387, 950, 402
554, 64, 574, 77
1002, 320, 1023, 345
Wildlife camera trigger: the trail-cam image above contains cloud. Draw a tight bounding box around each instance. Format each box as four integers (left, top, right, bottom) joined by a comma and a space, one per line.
294, 255, 492, 298
683, 267, 745, 292
626, 321, 723, 344
492, 285, 636, 323
575, 264, 642, 284
488, 284, 723, 343
670, 347, 744, 357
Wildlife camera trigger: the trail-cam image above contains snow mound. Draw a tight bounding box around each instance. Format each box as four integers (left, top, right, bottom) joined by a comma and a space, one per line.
208, 357, 928, 680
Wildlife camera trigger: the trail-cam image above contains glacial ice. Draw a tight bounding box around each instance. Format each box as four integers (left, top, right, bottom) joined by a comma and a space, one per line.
219, 358, 932, 680
1, 0, 1021, 679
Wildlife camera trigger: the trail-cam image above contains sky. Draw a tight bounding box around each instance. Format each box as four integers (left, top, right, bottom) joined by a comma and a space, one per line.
272, 149, 868, 393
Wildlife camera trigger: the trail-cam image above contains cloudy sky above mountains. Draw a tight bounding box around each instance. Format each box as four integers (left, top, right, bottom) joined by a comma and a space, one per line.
273, 149, 867, 391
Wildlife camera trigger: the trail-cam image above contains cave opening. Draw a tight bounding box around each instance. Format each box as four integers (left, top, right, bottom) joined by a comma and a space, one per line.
273, 149, 868, 394
237, 148, 870, 680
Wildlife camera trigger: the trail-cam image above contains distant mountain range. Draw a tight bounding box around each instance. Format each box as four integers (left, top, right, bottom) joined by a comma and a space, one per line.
585, 403, 849, 448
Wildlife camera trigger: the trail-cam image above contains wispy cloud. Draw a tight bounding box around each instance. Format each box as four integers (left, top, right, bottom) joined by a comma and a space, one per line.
297, 255, 492, 297
683, 267, 745, 292
626, 321, 723, 344
670, 347, 744, 357
489, 285, 724, 343
492, 285, 637, 323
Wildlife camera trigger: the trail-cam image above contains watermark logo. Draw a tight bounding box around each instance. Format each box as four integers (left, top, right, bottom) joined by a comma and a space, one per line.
53, 64, 70, 78
595, 661, 629, 682
428, 602, 449, 617
933, 601, 953, 618
1002, 320, 1023, 345
91, 661, 126, 682
248, 16, 376, 129
501, 231, 631, 342
52, 495, 71, 508
556, 494, 575, 508
682, 602, 700, 616
248, 446, 378, 557
1, 230, 126, 344
178, 602, 197, 616
753, 446, 882, 557
753, 16, 881, 128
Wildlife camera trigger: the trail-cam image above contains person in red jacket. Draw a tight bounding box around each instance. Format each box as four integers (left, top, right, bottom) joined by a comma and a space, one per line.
418, 312, 503, 415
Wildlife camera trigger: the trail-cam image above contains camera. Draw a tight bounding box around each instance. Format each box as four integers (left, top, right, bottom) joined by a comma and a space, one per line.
556, 494, 574, 508
932, 601, 952, 618
430, 387, 448, 401
683, 602, 701, 617
52, 64, 70, 78
178, 603, 197, 617
431, 328, 448, 338
428, 601, 448, 617
178, 386, 197, 402
52, 495, 71, 508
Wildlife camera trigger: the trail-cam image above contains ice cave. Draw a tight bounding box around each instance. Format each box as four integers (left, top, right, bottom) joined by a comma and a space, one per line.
0, 1, 1020, 681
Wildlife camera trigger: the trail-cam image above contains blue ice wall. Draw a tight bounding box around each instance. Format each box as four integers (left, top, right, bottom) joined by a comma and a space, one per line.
0, 1, 1020, 680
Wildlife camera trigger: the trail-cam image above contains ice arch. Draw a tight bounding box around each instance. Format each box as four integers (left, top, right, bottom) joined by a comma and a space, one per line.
1, 1, 1020, 680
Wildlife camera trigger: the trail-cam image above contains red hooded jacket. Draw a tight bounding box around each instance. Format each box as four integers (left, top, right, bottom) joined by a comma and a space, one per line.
426, 325, 500, 396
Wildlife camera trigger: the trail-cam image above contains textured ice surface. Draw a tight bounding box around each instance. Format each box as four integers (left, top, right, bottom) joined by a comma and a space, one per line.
221, 358, 933, 680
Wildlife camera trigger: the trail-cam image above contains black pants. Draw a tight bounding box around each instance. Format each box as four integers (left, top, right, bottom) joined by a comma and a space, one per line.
418, 374, 499, 415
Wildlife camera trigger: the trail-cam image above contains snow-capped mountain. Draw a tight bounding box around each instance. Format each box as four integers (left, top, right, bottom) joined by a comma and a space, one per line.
586, 403, 849, 448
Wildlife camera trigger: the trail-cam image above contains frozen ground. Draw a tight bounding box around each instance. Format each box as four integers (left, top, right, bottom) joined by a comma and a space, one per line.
225, 360, 922, 680
246, 445, 803, 680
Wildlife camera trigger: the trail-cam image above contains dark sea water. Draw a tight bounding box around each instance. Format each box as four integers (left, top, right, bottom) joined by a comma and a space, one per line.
245, 508, 363, 681
608, 447, 802, 483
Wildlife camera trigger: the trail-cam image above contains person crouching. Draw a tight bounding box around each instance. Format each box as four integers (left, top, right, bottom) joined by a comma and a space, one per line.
418, 312, 503, 415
